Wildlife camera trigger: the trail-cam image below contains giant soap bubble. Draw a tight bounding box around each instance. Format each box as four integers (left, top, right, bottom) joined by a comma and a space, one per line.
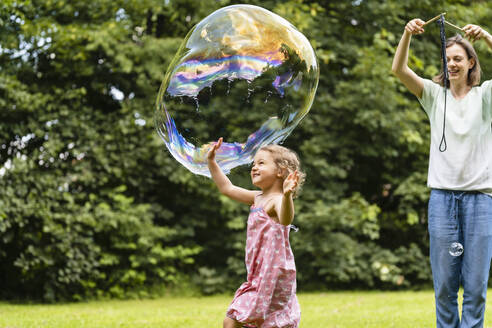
155, 4, 319, 177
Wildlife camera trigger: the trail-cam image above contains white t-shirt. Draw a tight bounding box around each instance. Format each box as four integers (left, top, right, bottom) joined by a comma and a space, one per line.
418, 78, 492, 196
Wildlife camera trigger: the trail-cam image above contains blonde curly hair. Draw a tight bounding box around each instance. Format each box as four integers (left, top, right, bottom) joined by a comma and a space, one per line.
257, 144, 306, 198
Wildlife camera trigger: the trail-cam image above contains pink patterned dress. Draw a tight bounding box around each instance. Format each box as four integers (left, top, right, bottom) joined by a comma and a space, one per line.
226, 205, 300, 328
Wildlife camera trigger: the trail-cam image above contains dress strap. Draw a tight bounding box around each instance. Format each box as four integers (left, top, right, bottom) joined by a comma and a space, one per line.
289, 224, 299, 232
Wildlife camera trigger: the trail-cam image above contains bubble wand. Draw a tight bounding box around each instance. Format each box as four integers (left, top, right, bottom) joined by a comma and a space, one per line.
423, 13, 464, 32
444, 20, 464, 32
437, 14, 448, 152
423, 13, 446, 27
423, 13, 465, 152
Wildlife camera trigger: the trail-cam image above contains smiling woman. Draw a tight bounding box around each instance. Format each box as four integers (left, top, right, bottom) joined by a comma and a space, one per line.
392, 16, 492, 328
432, 35, 481, 91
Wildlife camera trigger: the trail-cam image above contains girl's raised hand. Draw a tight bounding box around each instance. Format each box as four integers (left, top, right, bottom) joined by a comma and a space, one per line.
207, 137, 223, 161
283, 170, 299, 196
463, 24, 490, 42
405, 19, 425, 35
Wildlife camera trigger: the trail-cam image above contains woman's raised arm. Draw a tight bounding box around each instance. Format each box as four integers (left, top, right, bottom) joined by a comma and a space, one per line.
391, 18, 425, 98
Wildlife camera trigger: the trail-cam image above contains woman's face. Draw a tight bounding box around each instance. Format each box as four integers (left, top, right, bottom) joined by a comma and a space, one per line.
446, 43, 475, 84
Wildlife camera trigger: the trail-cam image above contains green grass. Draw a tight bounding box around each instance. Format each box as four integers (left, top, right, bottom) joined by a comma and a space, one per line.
2, 290, 492, 327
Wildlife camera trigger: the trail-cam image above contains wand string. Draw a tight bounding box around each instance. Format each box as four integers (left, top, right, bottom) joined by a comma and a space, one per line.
438, 14, 448, 152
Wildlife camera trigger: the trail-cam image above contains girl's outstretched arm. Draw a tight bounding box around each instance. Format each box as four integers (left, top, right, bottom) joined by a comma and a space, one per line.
277, 170, 299, 226
391, 18, 425, 98
207, 138, 258, 205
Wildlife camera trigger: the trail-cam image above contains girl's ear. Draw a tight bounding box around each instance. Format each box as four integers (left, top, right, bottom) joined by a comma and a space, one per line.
277, 168, 285, 178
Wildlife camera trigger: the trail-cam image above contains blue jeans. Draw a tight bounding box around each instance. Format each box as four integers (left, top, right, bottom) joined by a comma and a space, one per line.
429, 189, 492, 328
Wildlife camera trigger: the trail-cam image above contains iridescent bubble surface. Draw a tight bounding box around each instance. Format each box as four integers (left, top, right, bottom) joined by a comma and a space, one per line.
155, 4, 319, 177
449, 242, 463, 257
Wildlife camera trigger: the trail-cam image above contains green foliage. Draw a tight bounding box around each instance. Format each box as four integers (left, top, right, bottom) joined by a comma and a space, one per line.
0, 0, 203, 301
0, 0, 491, 301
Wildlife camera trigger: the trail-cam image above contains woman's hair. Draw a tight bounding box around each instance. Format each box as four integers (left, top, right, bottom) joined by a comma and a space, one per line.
432, 34, 481, 87
258, 144, 306, 198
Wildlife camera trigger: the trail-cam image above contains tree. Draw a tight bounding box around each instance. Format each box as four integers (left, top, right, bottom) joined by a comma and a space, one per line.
1, 0, 491, 301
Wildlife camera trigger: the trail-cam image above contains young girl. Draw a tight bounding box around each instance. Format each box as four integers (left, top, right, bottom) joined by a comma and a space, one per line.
207, 137, 305, 328
392, 19, 492, 327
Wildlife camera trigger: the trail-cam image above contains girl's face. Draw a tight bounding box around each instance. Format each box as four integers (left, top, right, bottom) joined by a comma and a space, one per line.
251, 150, 282, 188
446, 44, 475, 84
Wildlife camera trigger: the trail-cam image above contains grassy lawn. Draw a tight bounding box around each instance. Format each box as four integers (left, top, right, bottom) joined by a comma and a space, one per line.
1, 290, 492, 327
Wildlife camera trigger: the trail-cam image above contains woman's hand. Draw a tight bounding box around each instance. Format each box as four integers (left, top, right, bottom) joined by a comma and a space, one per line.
207, 137, 223, 162
405, 19, 425, 35
463, 24, 491, 42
